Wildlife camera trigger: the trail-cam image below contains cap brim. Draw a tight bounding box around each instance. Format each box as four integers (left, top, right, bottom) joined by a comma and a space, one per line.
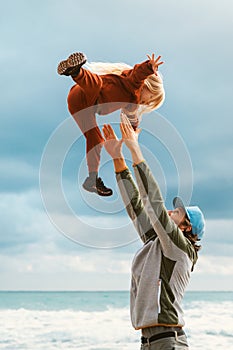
173, 197, 190, 220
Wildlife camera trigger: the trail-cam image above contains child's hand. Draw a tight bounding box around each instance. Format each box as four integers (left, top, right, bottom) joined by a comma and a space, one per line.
102, 124, 123, 159
147, 53, 164, 76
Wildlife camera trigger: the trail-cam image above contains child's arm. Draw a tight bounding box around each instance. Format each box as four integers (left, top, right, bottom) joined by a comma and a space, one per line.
123, 60, 153, 90
124, 53, 164, 90
121, 54, 163, 129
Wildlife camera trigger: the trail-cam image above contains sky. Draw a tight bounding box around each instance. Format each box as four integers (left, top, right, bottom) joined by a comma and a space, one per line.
0, 0, 233, 291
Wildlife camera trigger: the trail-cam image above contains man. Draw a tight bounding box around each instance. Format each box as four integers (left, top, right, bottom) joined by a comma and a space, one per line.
102, 114, 205, 349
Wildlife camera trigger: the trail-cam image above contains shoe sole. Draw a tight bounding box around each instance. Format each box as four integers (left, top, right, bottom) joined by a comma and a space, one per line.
57, 52, 87, 75
82, 184, 113, 197
97, 189, 113, 196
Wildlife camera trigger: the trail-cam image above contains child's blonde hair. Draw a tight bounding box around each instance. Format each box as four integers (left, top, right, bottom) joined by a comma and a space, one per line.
86, 62, 165, 114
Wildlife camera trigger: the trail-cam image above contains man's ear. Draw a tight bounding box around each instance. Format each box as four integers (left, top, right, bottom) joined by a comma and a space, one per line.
185, 225, 192, 233
179, 224, 192, 232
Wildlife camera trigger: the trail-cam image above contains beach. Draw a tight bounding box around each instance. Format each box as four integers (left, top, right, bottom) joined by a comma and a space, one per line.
0, 291, 232, 349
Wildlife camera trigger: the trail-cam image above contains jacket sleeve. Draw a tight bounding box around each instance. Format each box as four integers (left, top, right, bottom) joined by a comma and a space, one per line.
133, 161, 197, 262
116, 168, 157, 243
120, 61, 153, 130
122, 60, 154, 90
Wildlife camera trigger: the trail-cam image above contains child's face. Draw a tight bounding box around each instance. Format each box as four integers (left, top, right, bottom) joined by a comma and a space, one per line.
140, 86, 154, 105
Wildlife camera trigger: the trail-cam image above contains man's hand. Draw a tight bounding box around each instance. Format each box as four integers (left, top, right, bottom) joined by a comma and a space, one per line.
147, 53, 164, 76
120, 112, 141, 152
102, 124, 123, 159
120, 113, 144, 165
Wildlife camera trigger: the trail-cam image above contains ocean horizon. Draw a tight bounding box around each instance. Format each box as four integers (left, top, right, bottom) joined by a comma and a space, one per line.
1, 290, 233, 349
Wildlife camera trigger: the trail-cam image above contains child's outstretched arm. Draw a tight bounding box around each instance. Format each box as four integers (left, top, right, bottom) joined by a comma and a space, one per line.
125, 52, 164, 89
122, 53, 164, 129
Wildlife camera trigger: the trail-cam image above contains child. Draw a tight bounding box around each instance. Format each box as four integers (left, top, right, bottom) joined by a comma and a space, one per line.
57, 52, 164, 196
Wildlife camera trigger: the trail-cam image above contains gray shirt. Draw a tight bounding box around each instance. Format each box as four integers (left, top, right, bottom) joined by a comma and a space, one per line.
116, 162, 197, 330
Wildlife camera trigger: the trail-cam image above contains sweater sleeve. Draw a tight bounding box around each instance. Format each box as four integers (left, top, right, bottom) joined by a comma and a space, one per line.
122, 60, 154, 90
120, 60, 153, 130
133, 161, 196, 262
116, 168, 157, 243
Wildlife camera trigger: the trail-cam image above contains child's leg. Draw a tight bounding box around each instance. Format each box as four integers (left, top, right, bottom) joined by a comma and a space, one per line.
67, 68, 104, 173
67, 78, 112, 196
71, 68, 103, 107
58, 52, 112, 195
74, 109, 112, 196
67, 68, 102, 114
57, 52, 87, 76
72, 106, 105, 173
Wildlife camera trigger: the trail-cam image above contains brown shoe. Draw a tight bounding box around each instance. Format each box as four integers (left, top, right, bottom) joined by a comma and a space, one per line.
57, 52, 87, 76
82, 176, 113, 196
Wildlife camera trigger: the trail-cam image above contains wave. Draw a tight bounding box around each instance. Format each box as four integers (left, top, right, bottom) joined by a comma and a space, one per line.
0, 307, 139, 350
184, 300, 233, 349
0, 300, 233, 349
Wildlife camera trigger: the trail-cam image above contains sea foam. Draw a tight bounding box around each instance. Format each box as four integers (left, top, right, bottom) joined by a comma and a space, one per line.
0, 293, 233, 349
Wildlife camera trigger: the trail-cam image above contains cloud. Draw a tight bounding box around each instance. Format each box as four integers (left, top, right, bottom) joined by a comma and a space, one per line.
1, 233, 232, 290
0, 253, 131, 291
0, 249, 132, 275
0, 254, 97, 274
0, 186, 232, 290
0, 186, 232, 252
0, 159, 37, 192
196, 255, 233, 276
0, 190, 51, 252
189, 255, 233, 291
199, 219, 233, 258
191, 181, 233, 219
0, 189, 139, 253
1, 0, 233, 290
106, 259, 131, 274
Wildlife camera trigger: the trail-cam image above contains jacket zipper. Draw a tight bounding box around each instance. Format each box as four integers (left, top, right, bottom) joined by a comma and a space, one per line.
157, 279, 162, 314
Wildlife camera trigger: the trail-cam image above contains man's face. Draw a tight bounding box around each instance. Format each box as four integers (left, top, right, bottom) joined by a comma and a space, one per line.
168, 207, 186, 226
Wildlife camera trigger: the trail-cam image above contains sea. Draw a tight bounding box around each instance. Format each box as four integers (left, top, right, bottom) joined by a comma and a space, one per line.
0, 291, 232, 350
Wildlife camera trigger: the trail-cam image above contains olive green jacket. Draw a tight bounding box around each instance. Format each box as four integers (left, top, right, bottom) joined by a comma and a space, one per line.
116, 161, 197, 330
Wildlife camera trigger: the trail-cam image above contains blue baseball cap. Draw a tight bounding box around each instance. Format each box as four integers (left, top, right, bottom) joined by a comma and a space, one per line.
173, 197, 205, 240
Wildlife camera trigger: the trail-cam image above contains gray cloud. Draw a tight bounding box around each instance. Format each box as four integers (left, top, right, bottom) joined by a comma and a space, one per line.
0, 0, 233, 290
191, 180, 233, 219
0, 188, 232, 290
0, 188, 232, 253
